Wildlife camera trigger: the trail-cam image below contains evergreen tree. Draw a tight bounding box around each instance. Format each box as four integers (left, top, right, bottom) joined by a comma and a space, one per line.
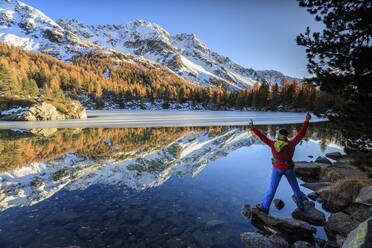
0, 63, 19, 96
270, 83, 280, 109
297, 0, 372, 166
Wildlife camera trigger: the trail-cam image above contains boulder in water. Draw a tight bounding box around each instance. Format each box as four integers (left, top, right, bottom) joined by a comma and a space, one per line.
319, 189, 351, 212
291, 207, 325, 226
294, 162, 330, 182
325, 212, 361, 238
240, 232, 280, 248
268, 234, 289, 248
325, 152, 344, 160
291, 241, 314, 248
273, 199, 285, 210
251, 208, 316, 244
241, 204, 252, 219
307, 192, 320, 201
315, 156, 332, 164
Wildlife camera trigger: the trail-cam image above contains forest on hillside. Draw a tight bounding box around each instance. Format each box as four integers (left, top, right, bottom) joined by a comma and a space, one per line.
0, 42, 333, 112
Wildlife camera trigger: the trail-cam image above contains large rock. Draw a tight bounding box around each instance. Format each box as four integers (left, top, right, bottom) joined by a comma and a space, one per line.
342, 216, 372, 248
315, 239, 339, 248
251, 208, 316, 244
290, 193, 325, 226
294, 162, 330, 182
325, 152, 344, 160
352, 205, 372, 222
240, 232, 280, 248
325, 212, 361, 238
315, 156, 332, 164
291, 193, 315, 208
21, 102, 64, 120
291, 241, 314, 248
307, 192, 320, 201
1, 100, 87, 121
269, 234, 290, 248
354, 186, 372, 206
319, 189, 351, 212
292, 207, 326, 226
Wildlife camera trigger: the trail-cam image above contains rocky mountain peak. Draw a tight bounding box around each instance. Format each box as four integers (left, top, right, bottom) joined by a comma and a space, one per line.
122, 18, 171, 41
1, 1, 299, 91
172, 33, 209, 54
1, 0, 61, 30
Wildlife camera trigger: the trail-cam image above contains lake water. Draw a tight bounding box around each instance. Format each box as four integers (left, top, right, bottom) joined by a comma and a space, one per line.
0, 118, 343, 247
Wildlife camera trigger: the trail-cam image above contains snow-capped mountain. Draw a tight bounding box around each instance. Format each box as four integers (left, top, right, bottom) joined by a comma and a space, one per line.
57, 18, 298, 90
0, 0, 99, 59
0, 0, 174, 71
0, 128, 257, 211
0, 0, 298, 91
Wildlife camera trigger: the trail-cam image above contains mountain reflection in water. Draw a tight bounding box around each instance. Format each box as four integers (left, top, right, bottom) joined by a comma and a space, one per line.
0, 123, 343, 248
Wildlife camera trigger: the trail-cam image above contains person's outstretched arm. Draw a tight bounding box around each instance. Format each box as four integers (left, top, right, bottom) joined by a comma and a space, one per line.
292, 113, 311, 146
249, 120, 273, 146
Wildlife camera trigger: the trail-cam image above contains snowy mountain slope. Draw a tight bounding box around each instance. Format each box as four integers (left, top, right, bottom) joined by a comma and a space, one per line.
0, 0, 100, 59
57, 18, 299, 90
0, 0, 182, 75
0, 128, 257, 211
0, 0, 298, 91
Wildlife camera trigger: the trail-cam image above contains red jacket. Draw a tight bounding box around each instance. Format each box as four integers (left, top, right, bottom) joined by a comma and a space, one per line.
251, 121, 309, 170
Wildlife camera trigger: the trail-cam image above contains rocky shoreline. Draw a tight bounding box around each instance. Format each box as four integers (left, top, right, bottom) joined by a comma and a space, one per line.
0, 99, 87, 121
240, 152, 372, 248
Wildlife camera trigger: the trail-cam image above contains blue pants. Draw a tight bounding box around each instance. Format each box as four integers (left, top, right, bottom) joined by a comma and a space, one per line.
262, 168, 304, 210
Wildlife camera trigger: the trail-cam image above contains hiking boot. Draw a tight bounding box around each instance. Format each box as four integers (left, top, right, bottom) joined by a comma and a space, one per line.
256, 204, 269, 214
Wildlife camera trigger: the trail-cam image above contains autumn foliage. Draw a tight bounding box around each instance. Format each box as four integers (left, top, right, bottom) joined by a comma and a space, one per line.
0, 42, 331, 111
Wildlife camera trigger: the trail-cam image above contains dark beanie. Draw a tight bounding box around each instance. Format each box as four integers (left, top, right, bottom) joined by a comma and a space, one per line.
279, 129, 289, 137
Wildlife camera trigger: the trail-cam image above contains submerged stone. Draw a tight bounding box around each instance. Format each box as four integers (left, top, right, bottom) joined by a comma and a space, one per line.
206, 219, 224, 228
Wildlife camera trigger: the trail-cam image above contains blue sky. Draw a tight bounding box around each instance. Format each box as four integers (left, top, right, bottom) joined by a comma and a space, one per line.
25, 0, 323, 78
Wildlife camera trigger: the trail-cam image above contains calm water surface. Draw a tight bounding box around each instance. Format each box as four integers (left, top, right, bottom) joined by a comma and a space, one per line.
0, 123, 342, 248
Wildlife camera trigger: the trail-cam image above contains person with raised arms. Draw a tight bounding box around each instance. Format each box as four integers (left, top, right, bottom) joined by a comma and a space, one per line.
249, 113, 312, 213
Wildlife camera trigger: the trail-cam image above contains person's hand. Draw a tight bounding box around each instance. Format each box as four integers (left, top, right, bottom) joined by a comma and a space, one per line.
249, 119, 254, 128
306, 112, 311, 121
